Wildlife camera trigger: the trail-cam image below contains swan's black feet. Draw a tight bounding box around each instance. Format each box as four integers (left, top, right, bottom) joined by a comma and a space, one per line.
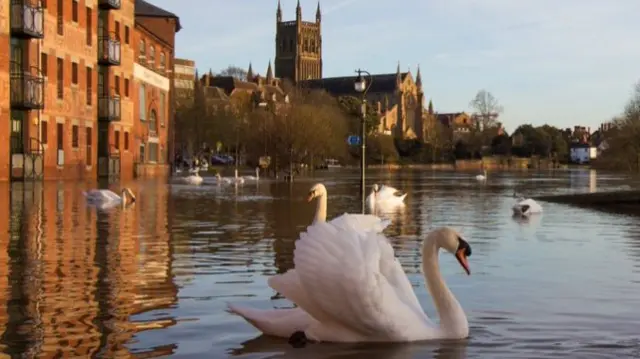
288, 331, 308, 348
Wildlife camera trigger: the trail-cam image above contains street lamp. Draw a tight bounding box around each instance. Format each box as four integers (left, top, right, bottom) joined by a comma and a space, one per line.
354, 68, 372, 214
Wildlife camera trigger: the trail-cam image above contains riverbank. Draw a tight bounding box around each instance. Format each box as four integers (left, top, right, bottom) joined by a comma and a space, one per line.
535, 190, 640, 215
366, 156, 569, 171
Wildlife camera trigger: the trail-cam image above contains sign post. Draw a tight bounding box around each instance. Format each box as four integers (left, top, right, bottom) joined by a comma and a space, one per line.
347, 135, 361, 146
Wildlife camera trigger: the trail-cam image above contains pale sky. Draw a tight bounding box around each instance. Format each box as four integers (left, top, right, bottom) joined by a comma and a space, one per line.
152, 0, 640, 132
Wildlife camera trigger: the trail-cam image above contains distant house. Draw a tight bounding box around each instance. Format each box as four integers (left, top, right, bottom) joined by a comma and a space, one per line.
569, 143, 597, 164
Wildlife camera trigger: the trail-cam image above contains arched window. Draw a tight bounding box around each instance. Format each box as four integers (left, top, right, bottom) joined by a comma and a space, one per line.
148, 46, 155, 68
159, 52, 166, 71
149, 109, 158, 134
139, 40, 146, 63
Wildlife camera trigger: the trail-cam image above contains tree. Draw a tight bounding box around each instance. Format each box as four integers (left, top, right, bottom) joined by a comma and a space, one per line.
337, 95, 380, 135
218, 65, 248, 81
469, 90, 503, 130
491, 134, 512, 155
593, 82, 640, 171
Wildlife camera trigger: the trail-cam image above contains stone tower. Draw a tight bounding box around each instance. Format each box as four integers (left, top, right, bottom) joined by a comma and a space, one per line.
275, 0, 323, 83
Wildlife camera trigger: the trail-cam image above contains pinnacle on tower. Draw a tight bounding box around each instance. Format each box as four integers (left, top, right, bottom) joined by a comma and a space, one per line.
247, 62, 254, 81
416, 65, 422, 87
316, 1, 321, 22
266, 60, 273, 81
296, 0, 302, 20
396, 61, 402, 85
276, 0, 282, 22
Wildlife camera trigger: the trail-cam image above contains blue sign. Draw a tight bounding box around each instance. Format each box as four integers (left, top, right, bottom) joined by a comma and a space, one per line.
347, 135, 361, 146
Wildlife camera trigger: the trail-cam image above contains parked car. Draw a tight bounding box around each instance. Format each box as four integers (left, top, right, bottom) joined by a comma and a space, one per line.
211, 154, 234, 165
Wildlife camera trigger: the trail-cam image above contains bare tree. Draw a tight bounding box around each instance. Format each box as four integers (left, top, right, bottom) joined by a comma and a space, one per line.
469, 89, 503, 130
218, 65, 248, 81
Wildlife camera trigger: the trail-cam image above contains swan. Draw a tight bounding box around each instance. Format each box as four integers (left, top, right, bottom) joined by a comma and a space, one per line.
475, 170, 487, 181
182, 170, 203, 185
307, 183, 389, 232
234, 169, 245, 185
512, 197, 543, 217
83, 188, 136, 208
243, 167, 260, 181
367, 184, 407, 210
216, 173, 233, 185
227, 226, 472, 344
189, 166, 200, 174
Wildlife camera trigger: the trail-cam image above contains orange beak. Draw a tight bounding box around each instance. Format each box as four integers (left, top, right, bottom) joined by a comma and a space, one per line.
455, 248, 471, 275
306, 193, 315, 202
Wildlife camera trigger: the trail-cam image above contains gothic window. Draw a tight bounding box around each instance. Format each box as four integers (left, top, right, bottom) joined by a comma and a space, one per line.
304, 39, 308, 52
289, 39, 293, 51
311, 40, 316, 53
280, 39, 284, 52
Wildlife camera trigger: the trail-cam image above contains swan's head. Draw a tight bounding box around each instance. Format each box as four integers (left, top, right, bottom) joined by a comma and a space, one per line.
122, 188, 136, 203
372, 184, 379, 192
307, 183, 327, 202
428, 227, 472, 275
216, 173, 221, 179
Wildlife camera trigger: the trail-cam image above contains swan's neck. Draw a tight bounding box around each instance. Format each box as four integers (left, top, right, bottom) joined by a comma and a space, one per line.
313, 193, 327, 223
422, 240, 468, 337
234, 169, 238, 179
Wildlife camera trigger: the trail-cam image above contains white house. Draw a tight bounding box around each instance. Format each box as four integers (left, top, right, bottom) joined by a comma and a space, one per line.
570, 144, 598, 164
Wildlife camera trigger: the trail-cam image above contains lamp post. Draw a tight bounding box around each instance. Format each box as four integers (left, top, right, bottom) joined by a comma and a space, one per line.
354, 69, 372, 214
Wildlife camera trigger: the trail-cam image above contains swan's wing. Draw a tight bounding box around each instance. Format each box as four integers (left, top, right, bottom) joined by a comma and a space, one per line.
329, 213, 390, 233
84, 189, 118, 201
292, 222, 433, 341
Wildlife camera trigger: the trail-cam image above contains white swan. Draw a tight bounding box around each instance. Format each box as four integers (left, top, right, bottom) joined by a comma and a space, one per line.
243, 167, 260, 181
215, 173, 233, 185
366, 184, 407, 210
307, 183, 389, 232
182, 170, 203, 185
475, 170, 487, 181
512, 197, 543, 217
234, 169, 245, 185
83, 188, 136, 208
227, 226, 472, 344
189, 166, 200, 174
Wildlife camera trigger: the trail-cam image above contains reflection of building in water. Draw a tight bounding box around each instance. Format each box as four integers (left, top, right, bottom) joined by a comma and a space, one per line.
0, 182, 177, 357
589, 170, 597, 193
0, 184, 9, 354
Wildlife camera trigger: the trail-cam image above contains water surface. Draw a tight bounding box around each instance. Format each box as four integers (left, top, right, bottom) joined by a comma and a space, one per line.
1, 168, 640, 358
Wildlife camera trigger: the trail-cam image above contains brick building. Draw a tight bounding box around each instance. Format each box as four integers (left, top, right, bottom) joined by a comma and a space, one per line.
0, 0, 179, 182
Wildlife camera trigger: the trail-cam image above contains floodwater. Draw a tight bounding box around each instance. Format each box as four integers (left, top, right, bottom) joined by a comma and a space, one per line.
1, 168, 640, 358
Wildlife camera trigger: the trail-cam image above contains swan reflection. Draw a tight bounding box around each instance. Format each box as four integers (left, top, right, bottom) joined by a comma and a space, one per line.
229, 335, 468, 359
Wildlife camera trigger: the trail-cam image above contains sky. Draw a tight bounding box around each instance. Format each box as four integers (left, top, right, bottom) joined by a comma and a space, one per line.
151, 0, 640, 132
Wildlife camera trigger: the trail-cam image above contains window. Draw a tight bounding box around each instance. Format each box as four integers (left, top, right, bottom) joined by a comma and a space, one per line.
139, 144, 145, 163
148, 143, 158, 162
56, 0, 63, 35
159, 52, 165, 71
124, 78, 129, 97
114, 130, 120, 149
97, 67, 105, 96
56, 58, 63, 99
115, 75, 120, 95
72, 0, 78, 22
86, 67, 92, 105
139, 40, 146, 64
11, 113, 24, 154
115, 21, 120, 39
124, 26, 130, 44
56, 123, 63, 150
86, 128, 92, 166
41, 121, 48, 144
139, 84, 145, 121
159, 93, 165, 127
86, 7, 92, 46
72, 62, 78, 84
40, 53, 48, 76
148, 46, 155, 67
72, 125, 79, 148
124, 132, 129, 150
149, 109, 157, 134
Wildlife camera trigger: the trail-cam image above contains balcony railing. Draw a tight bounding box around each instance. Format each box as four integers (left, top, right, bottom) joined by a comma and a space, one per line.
98, 0, 120, 10
98, 33, 121, 66
10, 0, 44, 38
10, 66, 44, 110
98, 95, 121, 122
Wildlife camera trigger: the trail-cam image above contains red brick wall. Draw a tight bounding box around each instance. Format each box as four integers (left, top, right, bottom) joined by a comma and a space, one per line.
0, 23, 9, 181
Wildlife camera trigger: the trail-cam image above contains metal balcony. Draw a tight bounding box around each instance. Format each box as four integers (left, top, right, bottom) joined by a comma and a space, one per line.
98, 0, 121, 10
98, 34, 121, 66
10, 0, 44, 38
98, 95, 121, 122
10, 67, 44, 110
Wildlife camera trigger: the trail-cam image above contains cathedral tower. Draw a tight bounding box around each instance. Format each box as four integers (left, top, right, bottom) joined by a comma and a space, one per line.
275, 0, 323, 83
